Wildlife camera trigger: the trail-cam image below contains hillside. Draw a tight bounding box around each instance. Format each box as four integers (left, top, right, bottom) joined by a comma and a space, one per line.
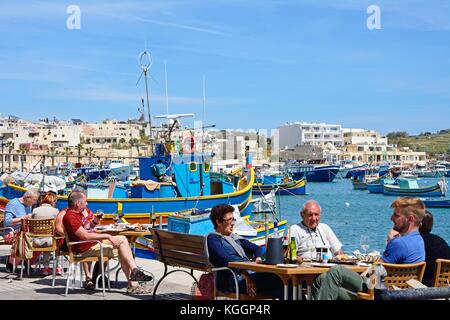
388, 131, 450, 157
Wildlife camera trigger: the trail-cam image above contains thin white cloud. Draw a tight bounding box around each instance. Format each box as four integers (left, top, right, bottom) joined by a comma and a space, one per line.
131, 16, 230, 36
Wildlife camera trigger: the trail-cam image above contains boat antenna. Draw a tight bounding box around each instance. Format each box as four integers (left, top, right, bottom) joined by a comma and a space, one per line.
137, 51, 154, 154
202, 76, 206, 161
165, 61, 169, 122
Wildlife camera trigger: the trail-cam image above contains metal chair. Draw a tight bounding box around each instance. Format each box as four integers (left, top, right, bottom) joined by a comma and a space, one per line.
63, 231, 111, 296
358, 261, 426, 300
433, 259, 450, 287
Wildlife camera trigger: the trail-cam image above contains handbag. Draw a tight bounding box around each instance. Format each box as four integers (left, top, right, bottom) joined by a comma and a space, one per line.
191, 273, 215, 300
10, 219, 33, 260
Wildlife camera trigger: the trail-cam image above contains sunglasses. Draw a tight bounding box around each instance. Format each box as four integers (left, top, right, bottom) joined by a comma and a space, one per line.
220, 217, 236, 223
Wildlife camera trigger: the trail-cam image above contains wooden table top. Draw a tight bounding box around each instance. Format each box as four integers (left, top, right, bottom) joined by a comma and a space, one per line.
94, 226, 151, 238
228, 261, 368, 275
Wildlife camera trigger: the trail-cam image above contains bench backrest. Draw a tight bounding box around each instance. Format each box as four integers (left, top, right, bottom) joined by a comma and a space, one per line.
151, 229, 211, 272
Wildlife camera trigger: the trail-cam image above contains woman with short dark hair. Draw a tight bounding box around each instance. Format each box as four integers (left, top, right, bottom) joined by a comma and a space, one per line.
207, 204, 284, 299
419, 211, 450, 286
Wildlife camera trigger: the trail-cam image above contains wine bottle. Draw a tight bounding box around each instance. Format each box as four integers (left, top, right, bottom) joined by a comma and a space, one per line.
289, 236, 297, 264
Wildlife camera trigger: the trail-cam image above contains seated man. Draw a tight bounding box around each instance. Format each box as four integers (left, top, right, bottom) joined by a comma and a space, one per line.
290, 200, 344, 262
63, 190, 153, 294
207, 204, 284, 299
312, 197, 426, 300
3, 189, 40, 271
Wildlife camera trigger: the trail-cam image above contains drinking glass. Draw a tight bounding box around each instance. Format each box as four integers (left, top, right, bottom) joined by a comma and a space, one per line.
360, 235, 370, 254
113, 213, 119, 225
308, 243, 316, 261
96, 209, 104, 220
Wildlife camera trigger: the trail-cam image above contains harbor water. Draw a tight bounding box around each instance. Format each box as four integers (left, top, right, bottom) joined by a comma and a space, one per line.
271, 178, 450, 253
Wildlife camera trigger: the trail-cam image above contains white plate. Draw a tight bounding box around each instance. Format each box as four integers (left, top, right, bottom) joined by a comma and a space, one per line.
276, 264, 299, 268
310, 262, 337, 268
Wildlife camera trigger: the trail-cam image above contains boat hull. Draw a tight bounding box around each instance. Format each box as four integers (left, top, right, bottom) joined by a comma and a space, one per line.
422, 199, 450, 207
367, 183, 383, 193
252, 179, 306, 195
352, 181, 368, 190
383, 184, 444, 197
291, 166, 339, 182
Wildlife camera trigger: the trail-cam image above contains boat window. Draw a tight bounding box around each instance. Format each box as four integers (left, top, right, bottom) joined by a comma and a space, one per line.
204, 162, 211, 172
189, 162, 198, 172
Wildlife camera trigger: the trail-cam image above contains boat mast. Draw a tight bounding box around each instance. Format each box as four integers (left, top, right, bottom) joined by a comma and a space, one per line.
138, 51, 154, 155
165, 61, 169, 122
202, 76, 206, 162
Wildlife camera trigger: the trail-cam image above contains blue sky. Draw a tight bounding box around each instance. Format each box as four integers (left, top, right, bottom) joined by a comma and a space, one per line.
0, 0, 449, 135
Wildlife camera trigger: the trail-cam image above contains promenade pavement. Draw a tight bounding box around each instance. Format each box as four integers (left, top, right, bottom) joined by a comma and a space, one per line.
0, 246, 203, 300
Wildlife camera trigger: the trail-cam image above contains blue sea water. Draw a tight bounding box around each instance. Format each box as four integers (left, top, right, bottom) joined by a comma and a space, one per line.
270, 178, 450, 254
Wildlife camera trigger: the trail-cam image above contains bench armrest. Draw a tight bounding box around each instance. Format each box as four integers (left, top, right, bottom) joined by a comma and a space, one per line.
211, 266, 240, 299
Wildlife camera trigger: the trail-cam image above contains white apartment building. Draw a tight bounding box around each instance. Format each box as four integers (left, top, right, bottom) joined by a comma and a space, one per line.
342, 128, 388, 145
36, 123, 81, 147
81, 120, 141, 147
0, 118, 81, 149
278, 122, 343, 149
208, 130, 266, 162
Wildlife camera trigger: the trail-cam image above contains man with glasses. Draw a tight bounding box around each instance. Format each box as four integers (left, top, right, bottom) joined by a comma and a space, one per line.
207, 204, 284, 299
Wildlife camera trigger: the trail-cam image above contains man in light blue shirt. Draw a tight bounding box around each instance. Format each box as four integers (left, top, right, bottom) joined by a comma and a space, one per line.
4, 189, 40, 232
312, 197, 426, 300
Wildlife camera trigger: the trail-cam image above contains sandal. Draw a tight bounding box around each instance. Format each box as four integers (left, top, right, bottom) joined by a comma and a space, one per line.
126, 284, 152, 295
84, 278, 95, 290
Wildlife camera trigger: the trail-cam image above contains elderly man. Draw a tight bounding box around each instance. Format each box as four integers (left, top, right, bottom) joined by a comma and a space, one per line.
4, 189, 40, 231
289, 200, 344, 263
3, 189, 40, 271
312, 197, 426, 300
63, 190, 153, 294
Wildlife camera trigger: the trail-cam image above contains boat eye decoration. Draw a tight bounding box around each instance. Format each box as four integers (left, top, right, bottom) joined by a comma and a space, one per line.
189, 162, 198, 172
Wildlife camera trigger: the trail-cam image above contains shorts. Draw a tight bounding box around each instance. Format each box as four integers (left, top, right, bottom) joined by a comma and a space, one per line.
78, 235, 126, 259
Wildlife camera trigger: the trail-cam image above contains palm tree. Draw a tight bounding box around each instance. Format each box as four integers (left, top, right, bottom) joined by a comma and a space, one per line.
129, 138, 140, 156
85, 147, 95, 164
63, 146, 72, 163
6, 140, 14, 172
76, 143, 84, 163
49, 146, 56, 167
19, 145, 28, 172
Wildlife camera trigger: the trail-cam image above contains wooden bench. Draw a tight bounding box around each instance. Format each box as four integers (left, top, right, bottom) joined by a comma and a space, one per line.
151, 229, 266, 300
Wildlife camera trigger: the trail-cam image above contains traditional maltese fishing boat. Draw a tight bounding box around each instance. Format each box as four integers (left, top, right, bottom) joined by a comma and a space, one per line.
252, 178, 306, 195
0, 142, 254, 226
422, 198, 450, 207
382, 178, 447, 197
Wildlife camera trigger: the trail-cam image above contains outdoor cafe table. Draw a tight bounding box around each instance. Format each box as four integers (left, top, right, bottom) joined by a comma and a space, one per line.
94, 227, 152, 284
94, 227, 151, 254
228, 261, 368, 300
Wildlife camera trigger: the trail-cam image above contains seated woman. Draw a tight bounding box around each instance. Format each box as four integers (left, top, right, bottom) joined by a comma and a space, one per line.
32, 191, 60, 275
419, 210, 450, 287
207, 204, 284, 299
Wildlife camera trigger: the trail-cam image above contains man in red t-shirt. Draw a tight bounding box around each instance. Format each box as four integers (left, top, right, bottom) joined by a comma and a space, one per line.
63, 190, 152, 294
